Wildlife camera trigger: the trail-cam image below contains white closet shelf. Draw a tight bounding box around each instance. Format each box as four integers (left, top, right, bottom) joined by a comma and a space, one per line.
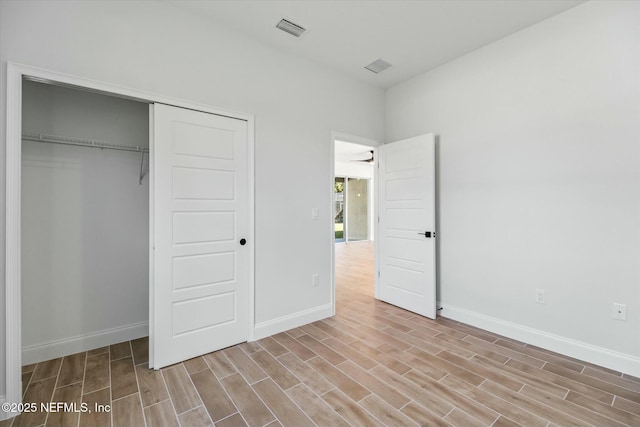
22, 132, 149, 153
22, 132, 149, 184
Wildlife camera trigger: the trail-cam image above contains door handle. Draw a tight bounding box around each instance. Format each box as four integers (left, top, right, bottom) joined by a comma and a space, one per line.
239, 238, 247, 245
417, 232, 435, 238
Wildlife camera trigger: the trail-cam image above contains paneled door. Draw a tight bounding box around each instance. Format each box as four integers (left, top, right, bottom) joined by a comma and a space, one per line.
150, 103, 250, 368
377, 134, 436, 319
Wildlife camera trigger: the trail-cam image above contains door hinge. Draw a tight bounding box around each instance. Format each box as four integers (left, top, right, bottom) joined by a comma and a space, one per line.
378, 216, 380, 223
378, 270, 380, 277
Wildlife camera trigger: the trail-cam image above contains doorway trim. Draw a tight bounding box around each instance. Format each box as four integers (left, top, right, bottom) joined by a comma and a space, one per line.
4, 62, 255, 409
330, 132, 379, 316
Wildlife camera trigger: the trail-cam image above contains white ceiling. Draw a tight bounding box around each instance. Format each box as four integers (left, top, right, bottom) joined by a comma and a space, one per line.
172, 0, 584, 89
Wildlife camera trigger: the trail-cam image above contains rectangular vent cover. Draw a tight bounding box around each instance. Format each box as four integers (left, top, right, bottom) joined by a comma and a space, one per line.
365, 59, 392, 74
276, 19, 306, 37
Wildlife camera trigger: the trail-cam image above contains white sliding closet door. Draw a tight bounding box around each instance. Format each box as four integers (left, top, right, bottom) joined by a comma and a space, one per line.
150, 103, 250, 369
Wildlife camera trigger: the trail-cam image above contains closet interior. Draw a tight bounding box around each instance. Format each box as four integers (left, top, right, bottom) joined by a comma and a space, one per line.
21, 80, 150, 364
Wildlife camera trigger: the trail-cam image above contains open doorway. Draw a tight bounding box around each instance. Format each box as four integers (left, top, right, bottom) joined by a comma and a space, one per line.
332, 136, 378, 309
334, 140, 375, 244
331, 133, 438, 321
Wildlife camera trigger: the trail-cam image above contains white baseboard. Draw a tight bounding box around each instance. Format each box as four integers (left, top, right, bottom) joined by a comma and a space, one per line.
253, 303, 333, 341
440, 304, 640, 376
22, 321, 149, 365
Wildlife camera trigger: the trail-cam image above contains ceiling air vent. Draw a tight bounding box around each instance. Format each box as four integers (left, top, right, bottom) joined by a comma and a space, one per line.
276, 18, 306, 38
365, 59, 392, 74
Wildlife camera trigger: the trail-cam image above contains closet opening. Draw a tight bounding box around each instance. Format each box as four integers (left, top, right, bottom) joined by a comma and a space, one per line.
6, 63, 255, 411
21, 79, 151, 365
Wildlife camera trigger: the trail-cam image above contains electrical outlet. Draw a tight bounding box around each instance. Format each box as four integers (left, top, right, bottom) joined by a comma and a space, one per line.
312, 274, 320, 287
612, 303, 627, 321
311, 207, 319, 220
536, 288, 545, 304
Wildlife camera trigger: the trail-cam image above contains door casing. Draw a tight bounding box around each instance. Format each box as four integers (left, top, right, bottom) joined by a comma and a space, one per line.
3, 63, 255, 411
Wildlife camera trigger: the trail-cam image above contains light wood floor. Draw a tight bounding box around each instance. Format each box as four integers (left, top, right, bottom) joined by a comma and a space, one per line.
5, 240, 640, 426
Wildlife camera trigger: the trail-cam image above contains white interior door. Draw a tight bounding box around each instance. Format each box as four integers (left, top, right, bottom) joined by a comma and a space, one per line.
377, 134, 436, 319
150, 103, 250, 369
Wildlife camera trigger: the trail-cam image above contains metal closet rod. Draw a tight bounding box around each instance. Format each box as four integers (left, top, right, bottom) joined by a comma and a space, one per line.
22, 132, 149, 153
23, 132, 149, 185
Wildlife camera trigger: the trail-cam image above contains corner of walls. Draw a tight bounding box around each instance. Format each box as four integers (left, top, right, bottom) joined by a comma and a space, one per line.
253, 303, 333, 341
0, 5, 9, 399
22, 322, 148, 365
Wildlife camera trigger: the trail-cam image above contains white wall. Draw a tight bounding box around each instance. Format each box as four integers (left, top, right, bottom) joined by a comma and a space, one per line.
386, 1, 640, 370
21, 81, 149, 363
0, 0, 384, 393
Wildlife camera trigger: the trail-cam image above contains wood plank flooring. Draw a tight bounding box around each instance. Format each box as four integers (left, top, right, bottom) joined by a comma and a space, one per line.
4, 241, 639, 426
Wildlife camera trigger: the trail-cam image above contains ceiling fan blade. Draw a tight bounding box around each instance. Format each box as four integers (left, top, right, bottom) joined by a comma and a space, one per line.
348, 150, 374, 162
352, 150, 374, 163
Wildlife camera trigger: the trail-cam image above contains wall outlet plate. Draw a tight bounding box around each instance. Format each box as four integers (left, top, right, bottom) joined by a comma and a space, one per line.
612, 303, 627, 321
535, 288, 545, 304
312, 274, 320, 287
